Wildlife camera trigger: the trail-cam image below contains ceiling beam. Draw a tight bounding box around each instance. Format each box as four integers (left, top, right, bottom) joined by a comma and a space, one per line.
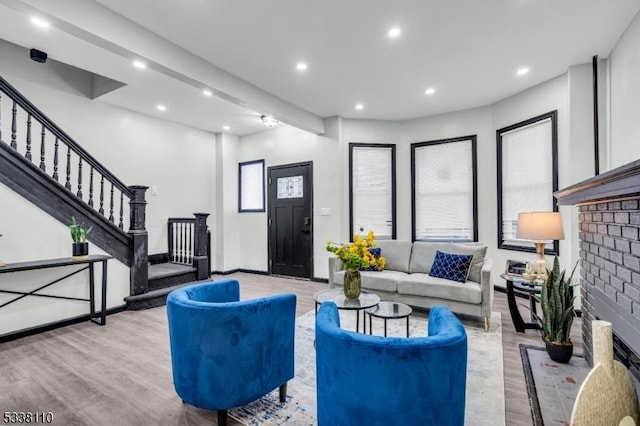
0, 0, 325, 135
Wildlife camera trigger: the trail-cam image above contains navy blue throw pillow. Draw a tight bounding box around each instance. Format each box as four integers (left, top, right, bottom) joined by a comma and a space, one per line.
429, 251, 473, 283
360, 247, 382, 271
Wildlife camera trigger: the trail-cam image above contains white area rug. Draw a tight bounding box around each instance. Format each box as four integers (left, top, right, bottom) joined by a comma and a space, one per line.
229, 310, 505, 425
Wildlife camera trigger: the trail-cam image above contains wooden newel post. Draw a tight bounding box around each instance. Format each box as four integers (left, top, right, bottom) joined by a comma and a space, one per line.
129, 185, 149, 295
193, 213, 210, 280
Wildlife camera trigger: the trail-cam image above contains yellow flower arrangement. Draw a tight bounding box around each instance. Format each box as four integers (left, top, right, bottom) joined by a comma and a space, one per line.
326, 231, 386, 271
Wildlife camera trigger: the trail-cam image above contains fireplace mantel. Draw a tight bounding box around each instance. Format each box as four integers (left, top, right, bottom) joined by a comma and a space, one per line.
555, 159, 640, 205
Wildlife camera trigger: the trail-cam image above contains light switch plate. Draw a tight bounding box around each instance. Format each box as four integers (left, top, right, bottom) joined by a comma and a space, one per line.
320, 208, 331, 216
151, 186, 159, 196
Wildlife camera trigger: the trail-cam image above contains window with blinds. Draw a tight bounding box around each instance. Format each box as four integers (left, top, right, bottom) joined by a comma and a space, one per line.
497, 111, 559, 253
238, 159, 265, 212
411, 136, 478, 242
349, 144, 396, 240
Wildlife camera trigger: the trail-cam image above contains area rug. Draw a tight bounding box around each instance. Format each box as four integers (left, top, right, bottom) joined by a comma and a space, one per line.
229, 310, 505, 425
520, 344, 590, 426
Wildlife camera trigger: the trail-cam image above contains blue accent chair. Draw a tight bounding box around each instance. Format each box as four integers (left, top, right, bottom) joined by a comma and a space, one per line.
166, 279, 297, 426
315, 303, 467, 426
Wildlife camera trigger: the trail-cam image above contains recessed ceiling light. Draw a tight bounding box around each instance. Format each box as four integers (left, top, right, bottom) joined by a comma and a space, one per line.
425, 87, 436, 96
516, 67, 530, 76
388, 27, 401, 38
223, 125, 230, 131
261, 115, 279, 127
355, 103, 364, 111
30, 17, 50, 29
202, 89, 213, 97
296, 62, 308, 72
133, 60, 147, 70
156, 104, 167, 112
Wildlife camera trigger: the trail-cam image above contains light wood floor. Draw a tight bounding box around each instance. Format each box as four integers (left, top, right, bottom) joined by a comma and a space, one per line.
0, 272, 582, 425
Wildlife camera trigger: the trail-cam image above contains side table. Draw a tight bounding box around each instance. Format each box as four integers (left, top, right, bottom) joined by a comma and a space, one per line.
365, 301, 412, 337
313, 289, 380, 333
501, 273, 543, 333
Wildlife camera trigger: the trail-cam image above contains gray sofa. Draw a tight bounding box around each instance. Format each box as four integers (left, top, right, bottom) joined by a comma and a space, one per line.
328, 240, 493, 329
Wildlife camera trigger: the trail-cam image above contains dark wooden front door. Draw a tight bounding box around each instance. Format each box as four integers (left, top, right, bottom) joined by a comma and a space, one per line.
268, 162, 313, 278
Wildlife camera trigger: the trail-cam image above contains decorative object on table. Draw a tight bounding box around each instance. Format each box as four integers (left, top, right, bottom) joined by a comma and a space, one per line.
534, 256, 577, 363
570, 320, 640, 425
516, 211, 564, 278
522, 263, 538, 281
70, 216, 92, 260
326, 231, 386, 299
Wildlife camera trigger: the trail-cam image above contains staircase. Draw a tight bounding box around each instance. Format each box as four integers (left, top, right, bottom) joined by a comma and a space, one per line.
0, 75, 210, 310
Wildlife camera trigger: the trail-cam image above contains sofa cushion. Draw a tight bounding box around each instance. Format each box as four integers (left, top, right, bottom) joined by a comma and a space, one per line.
429, 251, 473, 283
333, 270, 402, 293
447, 243, 487, 284
397, 273, 482, 305
375, 240, 413, 273
408, 242, 452, 274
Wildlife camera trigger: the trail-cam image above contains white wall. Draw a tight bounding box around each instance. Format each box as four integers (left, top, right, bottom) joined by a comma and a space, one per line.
0, 182, 129, 335
0, 40, 217, 255
608, 10, 640, 169
235, 121, 343, 278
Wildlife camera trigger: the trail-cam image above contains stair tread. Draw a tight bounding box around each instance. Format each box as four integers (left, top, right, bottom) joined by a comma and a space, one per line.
124, 280, 207, 302
148, 262, 196, 280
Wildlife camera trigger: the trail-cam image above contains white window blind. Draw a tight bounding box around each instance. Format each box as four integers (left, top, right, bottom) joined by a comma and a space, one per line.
239, 160, 265, 212
414, 138, 475, 241
351, 145, 394, 239
500, 117, 554, 250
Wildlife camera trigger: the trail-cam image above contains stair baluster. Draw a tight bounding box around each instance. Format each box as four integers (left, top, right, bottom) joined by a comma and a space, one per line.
0, 93, 2, 141
99, 175, 105, 215
39, 124, 46, 171
88, 167, 94, 208
187, 222, 192, 264
119, 192, 124, 230
25, 114, 31, 161
77, 157, 83, 199
11, 100, 16, 149
109, 182, 115, 223
52, 138, 59, 181
65, 146, 71, 190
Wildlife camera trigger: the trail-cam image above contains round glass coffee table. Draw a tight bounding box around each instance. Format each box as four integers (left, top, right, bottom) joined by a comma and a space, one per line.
313, 289, 380, 333
365, 301, 413, 337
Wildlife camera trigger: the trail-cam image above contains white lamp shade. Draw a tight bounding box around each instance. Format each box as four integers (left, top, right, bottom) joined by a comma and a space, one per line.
516, 211, 564, 241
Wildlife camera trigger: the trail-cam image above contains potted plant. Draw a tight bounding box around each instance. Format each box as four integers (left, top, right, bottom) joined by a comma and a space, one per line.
326, 231, 386, 299
70, 217, 92, 260
535, 256, 578, 363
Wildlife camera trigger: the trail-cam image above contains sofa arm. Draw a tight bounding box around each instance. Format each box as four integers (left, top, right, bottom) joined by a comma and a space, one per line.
328, 256, 344, 288
480, 258, 493, 324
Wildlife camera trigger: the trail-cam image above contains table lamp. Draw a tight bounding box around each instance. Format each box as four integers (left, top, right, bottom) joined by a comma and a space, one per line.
516, 211, 564, 277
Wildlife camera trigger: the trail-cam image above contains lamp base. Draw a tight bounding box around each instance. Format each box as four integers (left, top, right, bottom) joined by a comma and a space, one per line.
529, 241, 549, 279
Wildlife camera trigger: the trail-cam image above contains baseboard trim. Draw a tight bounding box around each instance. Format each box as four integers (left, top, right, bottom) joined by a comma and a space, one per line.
212, 269, 269, 276
313, 277, 329, 283
0, 305, 127, 343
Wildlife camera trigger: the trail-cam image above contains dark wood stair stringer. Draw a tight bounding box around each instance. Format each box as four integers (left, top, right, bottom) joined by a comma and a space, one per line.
0, 139, 131, 265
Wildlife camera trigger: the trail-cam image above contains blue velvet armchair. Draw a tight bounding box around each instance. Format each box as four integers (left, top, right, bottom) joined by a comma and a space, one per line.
315, 303, 467, 426
166, 279, 297, 426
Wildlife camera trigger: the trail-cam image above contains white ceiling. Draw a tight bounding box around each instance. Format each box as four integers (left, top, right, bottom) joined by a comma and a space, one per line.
1, 0, 639, 135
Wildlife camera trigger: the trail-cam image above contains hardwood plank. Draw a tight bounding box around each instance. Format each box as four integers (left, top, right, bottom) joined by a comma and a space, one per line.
0, 272, 583, 425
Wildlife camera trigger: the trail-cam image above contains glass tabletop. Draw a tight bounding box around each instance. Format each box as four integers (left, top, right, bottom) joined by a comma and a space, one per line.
313, 289, 380, 310
365, 301, 412, 319
500, 273, 543, 292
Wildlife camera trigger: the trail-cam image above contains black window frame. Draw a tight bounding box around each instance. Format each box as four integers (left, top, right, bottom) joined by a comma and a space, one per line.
238, 159, 266, 213
348, 143, 397, 241
496, 110, 559, 255
411, 135, 479, 242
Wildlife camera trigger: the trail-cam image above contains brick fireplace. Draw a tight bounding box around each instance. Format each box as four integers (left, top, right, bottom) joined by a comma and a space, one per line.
556, 159, 640, 376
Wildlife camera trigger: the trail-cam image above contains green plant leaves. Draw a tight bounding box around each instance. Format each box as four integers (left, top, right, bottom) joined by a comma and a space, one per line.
539, 256, 577, 344
70, 216, 92, 243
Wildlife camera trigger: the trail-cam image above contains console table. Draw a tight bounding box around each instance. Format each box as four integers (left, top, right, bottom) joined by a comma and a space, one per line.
0, 255, 111, 326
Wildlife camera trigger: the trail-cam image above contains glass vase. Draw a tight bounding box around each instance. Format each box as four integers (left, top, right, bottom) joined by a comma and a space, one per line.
343, 269, 362, 299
